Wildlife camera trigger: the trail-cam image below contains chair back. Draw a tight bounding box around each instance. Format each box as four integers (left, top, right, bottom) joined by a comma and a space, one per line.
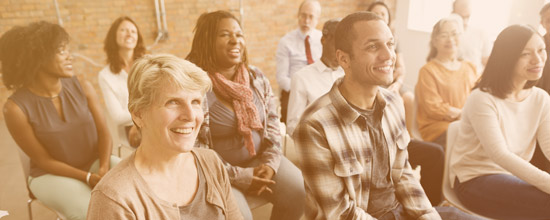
443, 121, 493, 219
16, 147, 34, 199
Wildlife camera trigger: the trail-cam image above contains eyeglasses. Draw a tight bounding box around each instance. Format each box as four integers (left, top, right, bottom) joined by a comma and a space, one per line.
437, 31, 461, 40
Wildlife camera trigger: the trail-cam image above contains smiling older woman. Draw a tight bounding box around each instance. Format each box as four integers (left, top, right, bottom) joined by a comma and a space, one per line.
87, 54, 242, 219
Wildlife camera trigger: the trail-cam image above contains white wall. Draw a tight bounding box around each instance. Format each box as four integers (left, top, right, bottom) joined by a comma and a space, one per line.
394, 0, 546, 91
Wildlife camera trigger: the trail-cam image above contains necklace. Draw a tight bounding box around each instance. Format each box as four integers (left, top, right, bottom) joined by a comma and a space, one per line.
48, 94, 60, 99
434, 57, 460, 71
28, 86, 61, 99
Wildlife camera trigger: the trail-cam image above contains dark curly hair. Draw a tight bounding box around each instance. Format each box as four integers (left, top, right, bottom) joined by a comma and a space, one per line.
186, 10, 249, 73
0, 21, 69, 90
104, 16, 146, 74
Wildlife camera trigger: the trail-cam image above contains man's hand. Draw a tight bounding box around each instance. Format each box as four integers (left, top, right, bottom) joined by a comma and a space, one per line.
247, 164, 276, 196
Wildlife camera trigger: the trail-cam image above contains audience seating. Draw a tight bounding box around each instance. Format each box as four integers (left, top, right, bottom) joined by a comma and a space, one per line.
443, 121, 493, 220
16, 148, 65, 220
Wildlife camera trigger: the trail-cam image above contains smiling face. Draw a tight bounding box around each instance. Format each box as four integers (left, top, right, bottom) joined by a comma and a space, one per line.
44, 42, 74, 78
513, 34, 547, 85
433, 20, 461, 56
116, 20, 138, 51
215, 18, 245, 70
339, 20, 396, 87
135, 82, 204, 154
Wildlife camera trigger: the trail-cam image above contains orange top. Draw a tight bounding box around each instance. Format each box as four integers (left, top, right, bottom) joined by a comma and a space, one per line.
415, 60, 479, 141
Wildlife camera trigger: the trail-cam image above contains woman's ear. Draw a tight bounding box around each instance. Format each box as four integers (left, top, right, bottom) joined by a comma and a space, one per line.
131, 110, 144, 129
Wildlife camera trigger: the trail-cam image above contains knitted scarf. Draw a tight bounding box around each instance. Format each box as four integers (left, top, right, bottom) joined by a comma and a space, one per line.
209, 65, 263, 156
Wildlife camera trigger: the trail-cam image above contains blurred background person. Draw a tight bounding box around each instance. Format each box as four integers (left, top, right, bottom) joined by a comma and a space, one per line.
452, 0, 492, 73
416, 16, 478, 147
98, 16, 147, 147
276, 0, 322, 123
286, 18, 343, 134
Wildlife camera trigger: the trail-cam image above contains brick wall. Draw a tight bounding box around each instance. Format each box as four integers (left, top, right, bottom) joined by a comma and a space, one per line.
0, 0, 396, 121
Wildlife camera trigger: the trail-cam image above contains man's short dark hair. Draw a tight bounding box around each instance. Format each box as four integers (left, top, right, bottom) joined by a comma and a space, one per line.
334, 12, 381, 58
322, 18, 341, 37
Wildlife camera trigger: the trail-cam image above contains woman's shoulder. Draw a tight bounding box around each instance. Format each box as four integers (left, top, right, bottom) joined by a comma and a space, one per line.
193, 148, 224, 172
193, 148, 221, 163
98, 65, 124, 81
468, 88, 494, 101
460, 60, 478, 73
94, 156, 139, 198
99, 65, 114, 76
529, 87, 550, 104
419, 60, 439, 73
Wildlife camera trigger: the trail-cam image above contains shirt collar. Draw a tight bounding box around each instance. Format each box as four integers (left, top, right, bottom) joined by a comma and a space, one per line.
297, 28, 310, 40
312, 60, 343, 75
328, 78, 388, 125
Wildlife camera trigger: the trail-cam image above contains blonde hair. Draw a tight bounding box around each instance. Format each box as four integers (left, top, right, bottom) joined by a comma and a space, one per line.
128, 53, 212, 114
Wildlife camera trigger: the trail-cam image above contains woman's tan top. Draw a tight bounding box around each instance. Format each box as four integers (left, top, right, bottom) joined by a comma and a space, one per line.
87, 148, 243, 220
415, 60, 478, 141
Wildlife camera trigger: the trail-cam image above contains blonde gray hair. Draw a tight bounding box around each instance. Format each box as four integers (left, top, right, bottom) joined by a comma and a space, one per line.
127, 53, 212, 113
426, 15, 464, 61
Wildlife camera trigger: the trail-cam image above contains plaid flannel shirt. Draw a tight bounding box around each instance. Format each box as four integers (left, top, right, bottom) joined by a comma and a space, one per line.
293, 79, 440, 220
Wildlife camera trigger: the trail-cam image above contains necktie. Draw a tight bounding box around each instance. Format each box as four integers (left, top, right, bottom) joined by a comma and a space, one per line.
305, 35, 314, 65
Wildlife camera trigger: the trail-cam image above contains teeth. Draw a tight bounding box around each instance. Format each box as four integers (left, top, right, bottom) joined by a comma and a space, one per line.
374, 66, 392, 71
171, 128, 193, 134
230, 49, 239, 53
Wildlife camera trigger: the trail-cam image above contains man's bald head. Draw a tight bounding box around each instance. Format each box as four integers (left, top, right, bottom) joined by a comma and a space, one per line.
298, 0, 321, 33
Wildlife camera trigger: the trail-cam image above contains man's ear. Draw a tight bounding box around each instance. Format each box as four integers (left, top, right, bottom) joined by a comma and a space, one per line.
336, 49, 350, 69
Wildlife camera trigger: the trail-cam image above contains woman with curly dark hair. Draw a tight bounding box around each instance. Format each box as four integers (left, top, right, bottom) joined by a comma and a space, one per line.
187, 10, 305, 220
98, 16, 146, 147
1, 21, 119, 220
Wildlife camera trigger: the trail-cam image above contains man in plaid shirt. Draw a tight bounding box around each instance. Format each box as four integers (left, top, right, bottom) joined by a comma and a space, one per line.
293, 12, 481, 220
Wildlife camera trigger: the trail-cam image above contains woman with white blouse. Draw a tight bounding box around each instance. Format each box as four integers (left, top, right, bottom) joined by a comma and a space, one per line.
98, 16, 147, 147
450, 24, 550, 219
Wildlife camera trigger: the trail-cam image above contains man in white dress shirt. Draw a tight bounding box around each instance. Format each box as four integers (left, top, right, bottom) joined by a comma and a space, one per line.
276, 0, 322, 123
286, 18, 343, 134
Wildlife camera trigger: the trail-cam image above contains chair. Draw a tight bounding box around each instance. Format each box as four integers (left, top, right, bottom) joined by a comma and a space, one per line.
411, 99, 423, 140
103, 107, 135, 158
442, 121, 493, 219
16, 148, 65, 220
279, 122, 299, 165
